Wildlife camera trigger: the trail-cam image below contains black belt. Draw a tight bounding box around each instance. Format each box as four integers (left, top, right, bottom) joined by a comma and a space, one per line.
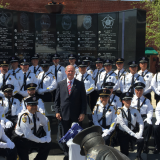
141, 114, 147, 118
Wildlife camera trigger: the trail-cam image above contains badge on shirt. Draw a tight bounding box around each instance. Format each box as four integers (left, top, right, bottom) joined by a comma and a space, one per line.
9, 77, 11, 80
134, 113, 137, 117
109, 77, 111, 79
114, 100, 116, 102
14, 102, 16, 104
29, 77, 31, 79
109, 108, 111, 112
37, 117, 39, 121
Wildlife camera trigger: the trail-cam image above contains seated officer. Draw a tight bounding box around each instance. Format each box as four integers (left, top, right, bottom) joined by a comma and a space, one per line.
29, 54, 43, 76
153, 100, 160, 154
76, 61, 95, 105
2, 84, 21, 138
92, 89, 117, 146
131, 82, 153, 153
117, 92, 144, 160
0, 124, 17, 160
15, 97, 51, 160
97, 82, 122, 109
37, 60, 57, 102
21, 83, 45, 114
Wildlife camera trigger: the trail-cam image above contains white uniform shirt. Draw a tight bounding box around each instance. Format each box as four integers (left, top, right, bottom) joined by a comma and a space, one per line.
76, 72, 95, 95
155, 102, 160, 122
3, 97, 22, 116
114, 68, 128, 80
96, 71, 119, 91
49, 64, 67, 83
86, 66, 93, 77
0, 73, 20, 97
138, 69, 153, 95
73, 64, 79, 76
18, 70, 38, 97
0, 104, 5, 126
131, 95, 153, 120
151, 72, 160, 95
117, 106, 144, 137
37, 70, 57, 95
21, 96, 45, 114
92, 103, 117, 133
15, 110, 51, 143
97, 94, 122, 109
8, 68, 21, 79
119, 73, 145, 93
29, 65, 43, 77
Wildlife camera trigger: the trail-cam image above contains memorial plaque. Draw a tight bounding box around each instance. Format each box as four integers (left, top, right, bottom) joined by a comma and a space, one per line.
56, 14, 77, 63
13, 11, 35, 59
77, 14, 97, 52
98, 12, 119, 51
35, 13, 56, 60
0, 9, 14, 61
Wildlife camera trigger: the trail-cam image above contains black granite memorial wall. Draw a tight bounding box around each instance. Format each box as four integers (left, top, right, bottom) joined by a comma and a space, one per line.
0, 8, 146, 67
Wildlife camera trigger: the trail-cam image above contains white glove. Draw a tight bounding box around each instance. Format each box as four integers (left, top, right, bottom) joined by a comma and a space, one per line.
45, 136, 51, 143
144, 118, 152, 125
135, 133, 144, 139
1, 122, 5, 129
102, 130, 110, 137
5, 121, 13, 128
0, 142, 7, 148
7, 141, 15, 149
39, 137, 47, 143
155, 120, 160, 125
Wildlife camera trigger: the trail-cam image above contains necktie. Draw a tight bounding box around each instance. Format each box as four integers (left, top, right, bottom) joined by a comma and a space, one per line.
24, 73, 27, 90
7, 98, 12, 117
95, 70, 99, 85
142, 72, 144, 77
41, 73, 45, 89
68, 81, 72, 95
137, 98, 140, 112
131, 75, 134, 94
34, 67, 36, 74
128, 109, 131, 129
13, 71, 15, 76
118, 70, 120, 78
102, 106, 106, 129
2, 74, 5, 87
55, 66, 57, 80
81, 75, 84, 81
33, 114, 37, 136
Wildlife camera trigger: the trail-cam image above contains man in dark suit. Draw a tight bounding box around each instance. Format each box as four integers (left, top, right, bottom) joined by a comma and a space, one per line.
55, 65, 87, 160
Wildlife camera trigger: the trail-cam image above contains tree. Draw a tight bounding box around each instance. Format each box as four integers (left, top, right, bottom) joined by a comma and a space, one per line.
133, 0, 160, 49
0, 0, 9, 9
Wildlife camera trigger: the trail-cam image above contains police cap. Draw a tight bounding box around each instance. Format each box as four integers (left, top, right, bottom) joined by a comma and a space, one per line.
51, 54, 60, 59
82, 56, 91, 62
99, 89, 111, 97
2, 84, 14, 92
25, 96, 38, 106
115, 58, 125, 64
68, 54, 77, 59
20, 58, 30, 65
31, 54, 39, 60
95, 57, 103, 63
121, 92, 133, 100
128, 61, 138, 67
40, 60, 50, 66
103, 59, 113, 66
79, 61, 87, 67
103, 82, 115, 89
9, 56, 19, 63
0, 60, 9, 66
139, 57, 149, 63
134, 82, 145, 89
26, 83, 37, 90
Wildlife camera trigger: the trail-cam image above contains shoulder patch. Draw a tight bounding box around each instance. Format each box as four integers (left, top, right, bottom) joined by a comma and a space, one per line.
22, 114, 28, 123
117, 109, 121, 115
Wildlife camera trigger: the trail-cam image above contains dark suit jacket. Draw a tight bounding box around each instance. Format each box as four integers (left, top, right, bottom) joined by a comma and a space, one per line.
55, 78, 87, 121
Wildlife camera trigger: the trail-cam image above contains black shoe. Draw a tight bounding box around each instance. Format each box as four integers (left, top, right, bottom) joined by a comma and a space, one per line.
153, 148, 160, 154
135, 156, 143, 160
63, 155, 69, 160
143, 142, 149, 153
129, 143, 134, 151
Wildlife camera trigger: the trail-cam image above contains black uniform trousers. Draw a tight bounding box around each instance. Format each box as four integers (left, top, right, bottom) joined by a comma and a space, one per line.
4, 115, 18, 139
153, 124, 160, 150
154, 93, 160, 105
15, 137, 51, 160
103, 130, 116, 146
0, 147, 17, 160
118, 130, 144, 156
38, 92, 53, 102
61, 119, 82, 156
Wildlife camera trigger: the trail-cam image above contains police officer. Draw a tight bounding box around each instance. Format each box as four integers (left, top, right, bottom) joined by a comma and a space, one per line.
76, 61, 95, 105
29, 54, 43, 76
96, 59, 119, 91
68, 54, 79, 76
151, 68, 160, 104
0, 124, 17, 160
8, 56, 21, 79
15, 97, 51, 160
119, 61, 145, 94
0, 60, 20, 98
131, 82, 153, 153
97, 82, 122, 109
2, 84, 21, 138
82, 56, 93, 77
114, 58, 128, 97
21, 83, 45, 114
37, 60, 57, 102
73, 125, 130, 160
153, 101, 160, 154
117, 92, 144, 160
92, 89, 116, 146
138, 57, 153, 101
15, 58, 38, 101
49, 53, 66, 83
90, 57, 105, 111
